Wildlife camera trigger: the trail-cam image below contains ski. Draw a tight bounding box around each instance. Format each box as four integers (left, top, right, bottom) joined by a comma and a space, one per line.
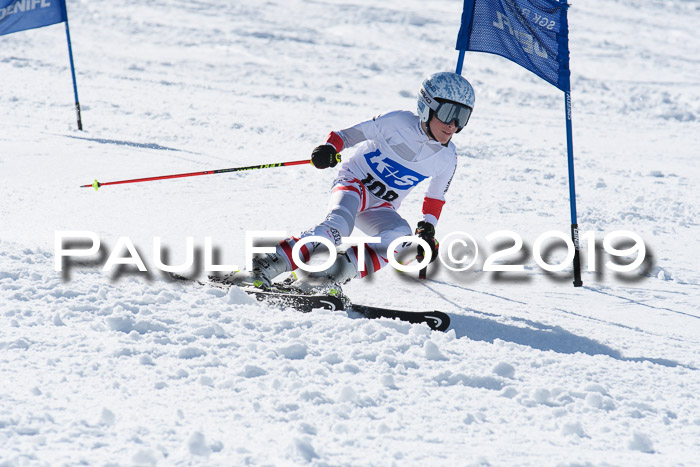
247, 289, 346, 313
347, 304, 450, 332
248, 290, 450, 332
169, 274, 450, 332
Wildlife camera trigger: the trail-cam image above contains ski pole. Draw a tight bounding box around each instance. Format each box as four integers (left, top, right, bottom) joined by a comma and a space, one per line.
417, 253, 427, 280
81, 159, 311, 191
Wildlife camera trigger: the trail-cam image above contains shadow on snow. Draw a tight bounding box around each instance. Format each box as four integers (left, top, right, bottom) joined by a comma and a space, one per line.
63, 134, 194, 153
409, 279, 692, 369
448, 312, 690, 369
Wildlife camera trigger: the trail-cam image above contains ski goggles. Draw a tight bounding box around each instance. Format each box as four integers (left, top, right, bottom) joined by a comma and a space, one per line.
433, 100, 472, 129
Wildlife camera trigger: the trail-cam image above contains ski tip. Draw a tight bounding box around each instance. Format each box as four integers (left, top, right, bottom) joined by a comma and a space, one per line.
428, 312, 451, 332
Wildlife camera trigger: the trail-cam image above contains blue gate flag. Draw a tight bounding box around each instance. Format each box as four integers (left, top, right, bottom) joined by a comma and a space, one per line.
456, 0, 570, 92
0, 0, 66, 36
1, 0, 83, 130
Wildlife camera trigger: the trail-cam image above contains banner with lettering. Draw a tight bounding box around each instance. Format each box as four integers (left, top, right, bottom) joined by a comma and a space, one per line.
456, 0, 570, 92
0, 0, 66, 36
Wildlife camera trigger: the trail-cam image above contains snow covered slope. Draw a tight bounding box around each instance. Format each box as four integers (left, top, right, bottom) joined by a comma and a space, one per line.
1, 0, 698, 464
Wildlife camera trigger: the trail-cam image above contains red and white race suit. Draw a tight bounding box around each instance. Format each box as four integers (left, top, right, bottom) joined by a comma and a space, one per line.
277, 110, 458, 279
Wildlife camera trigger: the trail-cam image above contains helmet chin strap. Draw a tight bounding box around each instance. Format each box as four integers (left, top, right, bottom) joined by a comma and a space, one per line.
422, 110, 439, 139
423, 119, 436, 141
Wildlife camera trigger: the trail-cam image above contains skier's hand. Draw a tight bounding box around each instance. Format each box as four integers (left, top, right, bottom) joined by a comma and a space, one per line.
415, 221, 439, 263
311, 144, 341, 169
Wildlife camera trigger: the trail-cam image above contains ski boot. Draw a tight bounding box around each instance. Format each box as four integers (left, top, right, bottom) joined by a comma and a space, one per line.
221, 253, 290, 290
280, 251, 357, 298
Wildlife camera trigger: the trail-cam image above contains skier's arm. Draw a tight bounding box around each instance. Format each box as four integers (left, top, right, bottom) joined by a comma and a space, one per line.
313, 112, 404, 168
311, 120, 374, 169
415, 162, 455, 263
325, 114, 383, 152
310, 127, 360, 169
422, 197, 446, 227
421, 161, 457, 226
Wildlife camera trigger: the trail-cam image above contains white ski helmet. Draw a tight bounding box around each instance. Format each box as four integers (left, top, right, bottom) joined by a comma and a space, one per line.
417, 72, 475, 132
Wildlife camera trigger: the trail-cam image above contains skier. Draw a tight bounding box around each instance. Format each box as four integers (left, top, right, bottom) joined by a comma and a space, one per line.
227, 71, 475, 291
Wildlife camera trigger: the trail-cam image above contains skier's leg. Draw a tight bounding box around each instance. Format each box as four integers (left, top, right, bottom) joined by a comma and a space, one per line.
276, 179, 364, 271
346, 208, 412, 278
226, 178, 364, 288
305, 207, 412, 284
276, 178, 363, 270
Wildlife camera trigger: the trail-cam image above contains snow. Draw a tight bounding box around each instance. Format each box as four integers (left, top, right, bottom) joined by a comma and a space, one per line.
1, 0, 699, 465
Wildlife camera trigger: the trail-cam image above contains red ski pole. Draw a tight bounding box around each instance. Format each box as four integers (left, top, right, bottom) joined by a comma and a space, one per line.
81, 159, 311, 191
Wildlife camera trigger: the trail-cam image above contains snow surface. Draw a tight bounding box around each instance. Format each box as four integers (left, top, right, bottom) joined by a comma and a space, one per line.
1, 0, 699, 465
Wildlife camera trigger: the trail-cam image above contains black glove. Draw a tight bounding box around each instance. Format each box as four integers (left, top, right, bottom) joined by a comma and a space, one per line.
415, 221, 439, 263
311, 144, 341, 169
